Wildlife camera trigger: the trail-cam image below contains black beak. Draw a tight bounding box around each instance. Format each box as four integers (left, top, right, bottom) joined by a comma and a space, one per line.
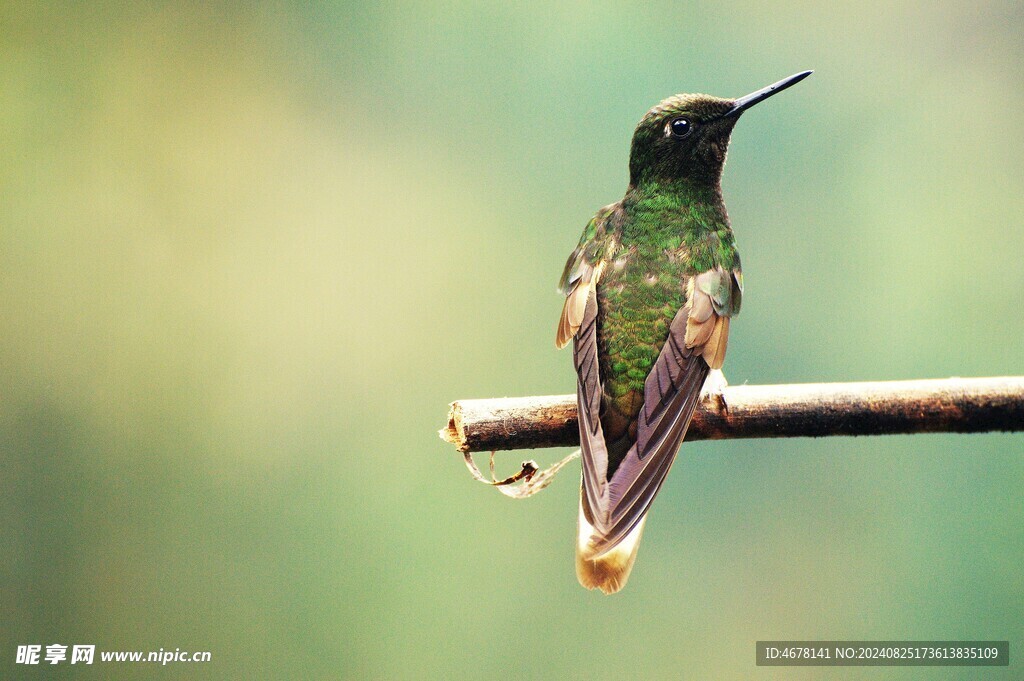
721, 70, 813, 119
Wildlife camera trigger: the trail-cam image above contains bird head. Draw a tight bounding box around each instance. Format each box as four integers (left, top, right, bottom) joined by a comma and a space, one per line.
628, 71, 812, 188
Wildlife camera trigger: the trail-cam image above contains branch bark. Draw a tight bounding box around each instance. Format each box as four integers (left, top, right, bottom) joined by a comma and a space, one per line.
440, 376, 1024, 453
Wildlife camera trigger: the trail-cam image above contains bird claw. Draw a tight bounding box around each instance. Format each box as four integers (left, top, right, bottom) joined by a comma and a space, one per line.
700, 369, 729, 414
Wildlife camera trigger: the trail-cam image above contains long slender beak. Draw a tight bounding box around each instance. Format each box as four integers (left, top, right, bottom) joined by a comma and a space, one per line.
721, 70, 813, 119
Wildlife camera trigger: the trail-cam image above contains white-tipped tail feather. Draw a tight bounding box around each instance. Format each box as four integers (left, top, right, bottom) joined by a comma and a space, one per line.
576, 498, 647, 594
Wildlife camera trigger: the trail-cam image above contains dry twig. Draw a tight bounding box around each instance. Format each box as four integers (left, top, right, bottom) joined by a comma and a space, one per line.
440, 376, 1024, 453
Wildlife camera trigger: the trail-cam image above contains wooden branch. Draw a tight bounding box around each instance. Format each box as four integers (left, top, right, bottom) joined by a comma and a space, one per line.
440, 376, 1024, 453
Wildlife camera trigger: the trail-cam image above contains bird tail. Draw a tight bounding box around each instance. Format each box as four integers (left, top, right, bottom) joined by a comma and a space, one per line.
575, 494, 647, 595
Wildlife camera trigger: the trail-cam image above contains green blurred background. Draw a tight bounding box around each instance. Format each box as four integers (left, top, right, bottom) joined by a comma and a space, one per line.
2, 1, 1022, 679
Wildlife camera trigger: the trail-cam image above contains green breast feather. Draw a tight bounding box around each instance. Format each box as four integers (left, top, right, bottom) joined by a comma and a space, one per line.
591, 187, 742, 419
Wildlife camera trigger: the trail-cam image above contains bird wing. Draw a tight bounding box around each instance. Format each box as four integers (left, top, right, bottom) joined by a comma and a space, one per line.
579, 266, 743, 557
556, 208, 616, 515
556, 208, 614, 350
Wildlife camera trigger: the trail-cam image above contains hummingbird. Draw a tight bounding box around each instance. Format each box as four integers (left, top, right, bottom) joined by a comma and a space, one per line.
556, 71, 812, 594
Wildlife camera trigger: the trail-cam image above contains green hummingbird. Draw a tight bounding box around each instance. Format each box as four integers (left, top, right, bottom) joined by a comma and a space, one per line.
556, 71, 812, 594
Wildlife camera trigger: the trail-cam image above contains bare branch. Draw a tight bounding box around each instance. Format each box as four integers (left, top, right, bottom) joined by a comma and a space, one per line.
440, 376, 1024, 453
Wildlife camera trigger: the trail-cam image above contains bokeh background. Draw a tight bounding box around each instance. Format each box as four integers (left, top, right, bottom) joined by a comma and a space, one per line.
2, 1, 1022, 679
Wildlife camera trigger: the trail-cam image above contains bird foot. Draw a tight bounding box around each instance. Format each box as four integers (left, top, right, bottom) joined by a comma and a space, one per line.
700, 369, 729, 413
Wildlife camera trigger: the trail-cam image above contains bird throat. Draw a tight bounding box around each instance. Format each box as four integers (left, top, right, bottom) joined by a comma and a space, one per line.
621, 179, 729, 250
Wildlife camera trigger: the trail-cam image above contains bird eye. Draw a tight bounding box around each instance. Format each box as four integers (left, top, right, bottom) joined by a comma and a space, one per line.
669, 117, 693, 138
